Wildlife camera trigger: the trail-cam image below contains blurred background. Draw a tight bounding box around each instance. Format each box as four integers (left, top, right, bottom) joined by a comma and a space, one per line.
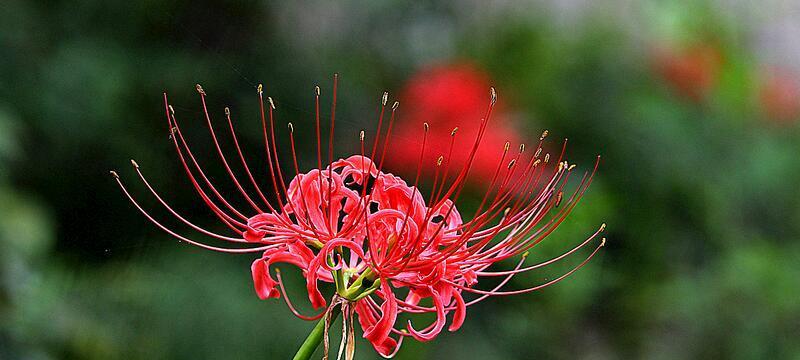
2, 1, 799, 359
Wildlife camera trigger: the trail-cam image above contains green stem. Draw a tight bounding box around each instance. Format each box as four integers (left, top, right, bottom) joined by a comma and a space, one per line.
292, 310, 340, 360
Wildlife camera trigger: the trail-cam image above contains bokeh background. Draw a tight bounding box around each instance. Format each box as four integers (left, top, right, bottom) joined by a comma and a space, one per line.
2, 1, 799, 359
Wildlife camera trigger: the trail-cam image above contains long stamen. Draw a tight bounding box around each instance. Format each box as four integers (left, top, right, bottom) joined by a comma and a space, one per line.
196, 85, 265, 214
111, 172, 277, 253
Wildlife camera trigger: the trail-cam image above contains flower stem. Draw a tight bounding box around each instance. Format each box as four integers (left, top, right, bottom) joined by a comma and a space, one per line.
292, 310, 340, 360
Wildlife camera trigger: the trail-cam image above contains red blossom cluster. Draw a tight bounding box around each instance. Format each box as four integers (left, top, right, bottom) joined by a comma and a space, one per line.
112, 76, 605, 358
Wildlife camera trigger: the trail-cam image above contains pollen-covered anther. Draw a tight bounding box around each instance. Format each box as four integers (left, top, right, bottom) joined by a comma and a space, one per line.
168, 105, 175, 116
314, 85, 320, 96
109, 170, 119, 179
224, 107, 230, 116
600, 223, 607, 231
544, 153, 550, 163
437, 155, 444, 166
490, 87, 497, 104
130, 159, 140, 169
424, 122, 429, 132
508, 159, 517, 169
600, 237, 607, 247
568, 164, 576, 171
540, 129, 549, 140
195, 84, 206, 95
359, 130, 365, 141
534, 148, 542, 158
257, 84, 263, 94
288, 122, 294, 133
522, 250, 530, 258
268, 97, 276, 109
504, 141, 510, 151
519, 143, 526, 153
451, 127, 458, 136
382, 92, 388, 106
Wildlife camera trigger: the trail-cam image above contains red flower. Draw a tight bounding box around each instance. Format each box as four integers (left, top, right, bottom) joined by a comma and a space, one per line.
112, 79, 605, 358
385, 63, 523, 183
652, 43, 723, 101
759, 67, 800, 125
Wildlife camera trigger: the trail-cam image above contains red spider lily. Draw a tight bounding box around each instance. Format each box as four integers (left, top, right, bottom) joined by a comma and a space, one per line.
111, 77, 606, 358
385, 63, 523, 183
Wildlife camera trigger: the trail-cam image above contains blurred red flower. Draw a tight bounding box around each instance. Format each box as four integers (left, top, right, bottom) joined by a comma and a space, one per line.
759, 67, 800, 124
385, 63, 524, 184
652, 43, 723, 101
